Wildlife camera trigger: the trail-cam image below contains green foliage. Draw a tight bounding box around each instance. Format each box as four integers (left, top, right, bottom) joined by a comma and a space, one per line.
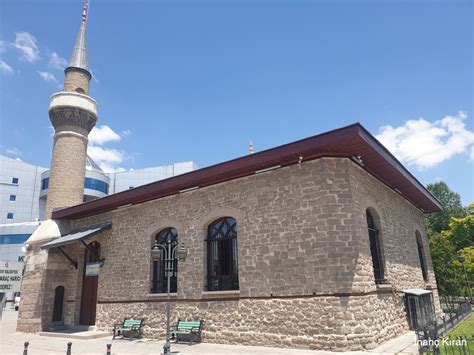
448, 203, 474, 250
425, 182, 466, 235
429, 213, 474, 297
429, 233, 463, 296
458, 246, 474, 293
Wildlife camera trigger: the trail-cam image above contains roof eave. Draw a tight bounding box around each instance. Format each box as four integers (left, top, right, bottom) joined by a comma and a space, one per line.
355, 125, 443, 212
52, 123, 442, 220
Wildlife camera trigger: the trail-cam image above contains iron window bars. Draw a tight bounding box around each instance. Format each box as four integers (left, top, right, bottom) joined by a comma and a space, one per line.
366, 211, 385, 284
207, 217, 239, 291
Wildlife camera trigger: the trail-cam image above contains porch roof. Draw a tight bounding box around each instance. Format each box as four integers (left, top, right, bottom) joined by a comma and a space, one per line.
41, 222, 111, 249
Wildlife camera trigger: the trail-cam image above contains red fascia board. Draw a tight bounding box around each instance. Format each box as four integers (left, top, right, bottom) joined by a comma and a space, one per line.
52, 123, 441, 220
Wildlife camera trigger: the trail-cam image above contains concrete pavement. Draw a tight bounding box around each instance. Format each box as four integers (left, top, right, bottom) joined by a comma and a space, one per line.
0, 309, 418, 354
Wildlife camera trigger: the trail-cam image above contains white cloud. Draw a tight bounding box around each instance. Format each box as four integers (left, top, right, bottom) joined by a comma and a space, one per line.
13, 32, 40, 62
87, 125, 131, 172
376, 112, 474, 170
89, 125, 122, 145
48, 52, 68, 70
6, 147, 22, 156
87, 145, 126, 173
37, 71, 58, 84
122, 129, 132, 136
0, 60, 14, 74
0, 40, 6, 53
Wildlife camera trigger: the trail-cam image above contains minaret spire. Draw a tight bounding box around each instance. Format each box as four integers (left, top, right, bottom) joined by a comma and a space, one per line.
67, 0, 90, 74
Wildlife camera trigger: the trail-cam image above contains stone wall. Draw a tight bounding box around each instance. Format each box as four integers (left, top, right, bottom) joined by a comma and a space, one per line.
348, 161, 441, 312
72, 158, 364, 301
95, 292, 408, 351
64, 70, 90, 95
27, 157, 440, 350
45, 133, 88, 218
17, 242, 82, 332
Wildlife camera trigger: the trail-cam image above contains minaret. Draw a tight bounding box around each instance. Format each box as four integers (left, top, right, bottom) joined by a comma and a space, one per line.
45, 0, 97, 218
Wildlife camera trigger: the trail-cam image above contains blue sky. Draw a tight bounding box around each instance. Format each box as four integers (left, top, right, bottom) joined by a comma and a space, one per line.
0, 0, 472, 205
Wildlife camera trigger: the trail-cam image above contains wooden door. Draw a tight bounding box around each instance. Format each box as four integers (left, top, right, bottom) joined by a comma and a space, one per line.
80, 241, 100, 325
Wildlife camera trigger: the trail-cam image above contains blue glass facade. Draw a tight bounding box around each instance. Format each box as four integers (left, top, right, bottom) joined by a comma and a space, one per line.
0, 234, 29, 244
41, 177, 109, 194
84, 177, 109, 194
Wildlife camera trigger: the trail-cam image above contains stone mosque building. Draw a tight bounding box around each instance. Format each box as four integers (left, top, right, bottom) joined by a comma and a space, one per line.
17, 2, 443, 351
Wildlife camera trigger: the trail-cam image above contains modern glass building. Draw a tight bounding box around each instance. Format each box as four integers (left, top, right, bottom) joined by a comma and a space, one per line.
0, 154, 196, 266
0, 222, 38, 262
0, 155, 48, 225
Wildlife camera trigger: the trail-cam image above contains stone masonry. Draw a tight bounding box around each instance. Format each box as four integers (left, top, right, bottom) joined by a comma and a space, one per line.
45, 133, 88, 218
44, 65, 96, 218
63, 70, 90, 95
19, 157, 441, 351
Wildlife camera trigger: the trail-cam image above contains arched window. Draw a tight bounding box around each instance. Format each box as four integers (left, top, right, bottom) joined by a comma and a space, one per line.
366, 210, 385, 284
416, 231, 428, 281
151, 228, 178, 293
52, 286, 64, 322
207, 217, 239, 291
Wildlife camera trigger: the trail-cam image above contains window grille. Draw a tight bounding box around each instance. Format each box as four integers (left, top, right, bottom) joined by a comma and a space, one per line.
366, 211, 385, 284
416, 231, 428, 281
206, 217, 239, 291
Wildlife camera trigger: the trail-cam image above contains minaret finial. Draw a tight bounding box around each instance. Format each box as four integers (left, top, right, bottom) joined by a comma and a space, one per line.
82, 0, 89, 25
249, 140, 254, 155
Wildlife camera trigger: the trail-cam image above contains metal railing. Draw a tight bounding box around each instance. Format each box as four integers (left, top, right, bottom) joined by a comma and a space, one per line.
436, 302, 472, 336
416, 301, 472, 354
417, 335, 473, 355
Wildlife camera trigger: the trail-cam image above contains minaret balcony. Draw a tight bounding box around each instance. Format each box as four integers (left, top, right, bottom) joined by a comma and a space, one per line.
49, 91, 98, 134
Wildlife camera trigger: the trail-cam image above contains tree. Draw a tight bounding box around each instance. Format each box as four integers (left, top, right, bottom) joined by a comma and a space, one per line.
458, 246, 474, 296
425, 182, 466, 235
448, 203, 474, 250
429, 203, 474, 300
429, 233, 462, 297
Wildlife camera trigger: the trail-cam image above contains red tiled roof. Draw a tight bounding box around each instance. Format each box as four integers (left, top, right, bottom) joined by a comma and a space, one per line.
52, 123, 442, 220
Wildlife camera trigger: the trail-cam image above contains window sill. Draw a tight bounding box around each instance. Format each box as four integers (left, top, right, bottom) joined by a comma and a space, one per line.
146, 293, 178, 300
375, 283, 393, 292
201, 290, 240, 299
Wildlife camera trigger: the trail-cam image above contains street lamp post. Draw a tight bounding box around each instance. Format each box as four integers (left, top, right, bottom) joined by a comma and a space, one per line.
151, 237, 187, 355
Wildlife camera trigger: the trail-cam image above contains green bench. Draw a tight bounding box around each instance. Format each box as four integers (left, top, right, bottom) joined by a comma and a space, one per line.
112, 318, 144, 340
170, 319, 203, 344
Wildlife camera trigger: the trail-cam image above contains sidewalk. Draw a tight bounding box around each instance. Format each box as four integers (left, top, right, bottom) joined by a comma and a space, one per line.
1, 309, 418, 354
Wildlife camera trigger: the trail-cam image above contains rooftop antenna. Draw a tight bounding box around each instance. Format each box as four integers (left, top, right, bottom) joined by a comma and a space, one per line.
249, 140, 254, 155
